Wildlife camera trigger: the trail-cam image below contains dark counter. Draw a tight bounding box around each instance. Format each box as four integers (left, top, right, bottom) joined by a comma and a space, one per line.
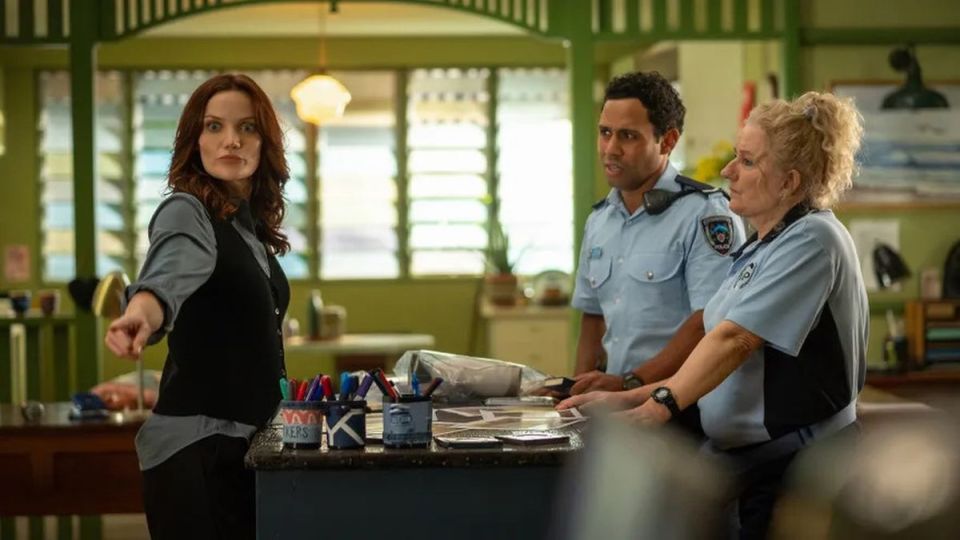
248, 408, 587, 540
245, 422, 585, 470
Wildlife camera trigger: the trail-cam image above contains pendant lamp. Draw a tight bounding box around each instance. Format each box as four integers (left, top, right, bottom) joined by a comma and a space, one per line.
290, 1, 351, 125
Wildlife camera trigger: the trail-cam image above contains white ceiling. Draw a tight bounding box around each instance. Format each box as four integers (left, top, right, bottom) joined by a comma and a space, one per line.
141, 2, 526, 37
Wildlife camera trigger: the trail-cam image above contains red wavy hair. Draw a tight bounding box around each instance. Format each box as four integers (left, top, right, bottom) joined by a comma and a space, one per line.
167, 73, 290, 255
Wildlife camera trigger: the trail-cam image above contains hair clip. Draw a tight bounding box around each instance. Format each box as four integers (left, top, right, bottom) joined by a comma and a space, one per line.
803, 105, 816, 121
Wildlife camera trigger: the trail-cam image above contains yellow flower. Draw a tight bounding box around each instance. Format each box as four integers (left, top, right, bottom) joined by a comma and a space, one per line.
688, 140, 735, 185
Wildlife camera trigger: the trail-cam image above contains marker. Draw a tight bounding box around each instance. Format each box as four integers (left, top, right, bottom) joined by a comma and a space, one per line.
288, 379, 298, 402
411, 376, 421, 396
340, 376, 354, 401
304, 375, 321, 402
296, 380, 309, 401
321, 375, 335, 401
369, 369, 395, 400
422, 377, 444, 398
386, 380, 401, 401
279, 378, 290, 400
355, 374, 374, 399
348, 375, 360, 400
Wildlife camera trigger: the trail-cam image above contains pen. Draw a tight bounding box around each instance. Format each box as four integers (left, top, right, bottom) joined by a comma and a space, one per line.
304, 375, 321, 402
296, 380, 309, 401
321, 375, 335, 401
422, 377, 444, 398
411, 375, 421, 396
279, 378, 289, 400
355, 373, 374, 399
369, 368, 394, 400
387, 379, 401, 401
348, 375, 359, 400
340, 376, 354, 401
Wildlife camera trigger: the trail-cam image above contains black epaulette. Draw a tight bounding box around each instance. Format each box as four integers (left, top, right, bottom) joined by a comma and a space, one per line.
592, 197, 609, 210
675, 175, 724, 196
643, 175, 729, 216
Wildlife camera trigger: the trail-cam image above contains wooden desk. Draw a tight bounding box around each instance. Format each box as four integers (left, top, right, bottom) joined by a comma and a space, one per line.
0, 403, 144, 516
284, 333, 435, 372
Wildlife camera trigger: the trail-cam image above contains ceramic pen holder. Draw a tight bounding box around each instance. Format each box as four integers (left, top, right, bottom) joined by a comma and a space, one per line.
280, 400, 323, 450
382, 395, 432, 449
324, 400, 366, 449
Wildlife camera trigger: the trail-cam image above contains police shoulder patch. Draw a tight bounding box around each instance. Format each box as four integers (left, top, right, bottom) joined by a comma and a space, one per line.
701, 216, 734, 255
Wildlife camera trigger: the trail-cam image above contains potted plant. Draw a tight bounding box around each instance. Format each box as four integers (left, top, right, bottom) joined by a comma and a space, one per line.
484, 220, 519, 306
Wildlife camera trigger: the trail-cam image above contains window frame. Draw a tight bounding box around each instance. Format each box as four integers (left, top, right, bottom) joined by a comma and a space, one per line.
35, 64, 572, 285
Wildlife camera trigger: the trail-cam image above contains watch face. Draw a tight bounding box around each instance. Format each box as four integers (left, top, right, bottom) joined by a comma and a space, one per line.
653, 387, 669, 401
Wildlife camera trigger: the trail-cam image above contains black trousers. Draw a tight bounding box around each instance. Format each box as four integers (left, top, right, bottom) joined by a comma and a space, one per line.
726, 421, 862, 539
142, 434, 255, 540
732, 451, 797, 539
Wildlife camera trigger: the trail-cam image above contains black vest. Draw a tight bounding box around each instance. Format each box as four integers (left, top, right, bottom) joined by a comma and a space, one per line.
155, 213, 289, 428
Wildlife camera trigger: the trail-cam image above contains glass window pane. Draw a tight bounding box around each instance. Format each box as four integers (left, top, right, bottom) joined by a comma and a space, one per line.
38, 70, 128, 281
496, 67, 574, 274
411, 250, 485, 276
407, 68, 491, 276
410, 224, 486, 249
318, 70, 399, 279
323, 252, 399, 279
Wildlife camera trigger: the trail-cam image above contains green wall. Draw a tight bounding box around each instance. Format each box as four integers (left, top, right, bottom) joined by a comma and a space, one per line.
0, 35, 616, 381
798, 0, 960, 366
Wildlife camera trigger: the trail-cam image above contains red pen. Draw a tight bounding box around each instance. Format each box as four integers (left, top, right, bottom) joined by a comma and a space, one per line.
321, 375, 335, 401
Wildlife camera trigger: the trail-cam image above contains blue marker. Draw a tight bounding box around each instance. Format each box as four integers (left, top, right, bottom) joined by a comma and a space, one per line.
411, 375, 421, 396
304, 375, 322, 402
339, 372, 351, 401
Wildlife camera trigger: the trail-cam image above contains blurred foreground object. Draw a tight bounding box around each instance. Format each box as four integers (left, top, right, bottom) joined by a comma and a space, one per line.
775, 415, 960, 539
552, 417, 730, 540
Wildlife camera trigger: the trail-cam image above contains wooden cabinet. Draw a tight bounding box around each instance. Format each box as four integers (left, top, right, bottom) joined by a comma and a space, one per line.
905, 299, 960, 368
482, 303, 571, 376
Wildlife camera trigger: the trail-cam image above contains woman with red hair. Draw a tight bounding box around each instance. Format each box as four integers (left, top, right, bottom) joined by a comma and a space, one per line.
105, 73, 290, 539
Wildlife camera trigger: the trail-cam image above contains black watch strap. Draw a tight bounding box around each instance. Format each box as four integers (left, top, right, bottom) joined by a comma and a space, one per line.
622, 372, 644, 390
651, 386, 681, 418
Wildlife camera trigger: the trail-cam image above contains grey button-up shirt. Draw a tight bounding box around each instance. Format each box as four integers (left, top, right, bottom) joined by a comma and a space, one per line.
127, 193, 271, 471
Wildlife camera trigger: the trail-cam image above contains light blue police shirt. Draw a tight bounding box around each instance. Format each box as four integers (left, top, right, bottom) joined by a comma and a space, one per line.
699, 206, 869, 450
572, 163, 745, 376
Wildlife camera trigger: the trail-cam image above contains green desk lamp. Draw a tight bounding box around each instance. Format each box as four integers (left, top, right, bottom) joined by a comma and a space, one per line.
881, 45, 950, 110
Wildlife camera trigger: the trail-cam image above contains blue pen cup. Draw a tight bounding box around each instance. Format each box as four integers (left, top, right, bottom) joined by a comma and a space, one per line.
382, 395, 432, 449
280, 400, 323, 450
324, 400, 366, 449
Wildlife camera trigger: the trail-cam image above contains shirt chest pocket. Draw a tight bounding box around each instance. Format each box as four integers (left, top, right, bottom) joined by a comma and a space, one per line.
626, 252, 683, 284
586, 256, 613, 289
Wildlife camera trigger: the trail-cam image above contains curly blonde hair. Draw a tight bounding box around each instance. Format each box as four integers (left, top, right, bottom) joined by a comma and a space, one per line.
747, 91, 864, 209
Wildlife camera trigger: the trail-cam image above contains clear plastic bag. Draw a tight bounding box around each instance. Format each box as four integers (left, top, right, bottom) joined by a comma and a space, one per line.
393, 350, 549, 403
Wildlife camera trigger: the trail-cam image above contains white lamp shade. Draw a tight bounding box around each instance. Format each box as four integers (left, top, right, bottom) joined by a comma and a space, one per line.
290, 75, 352, 125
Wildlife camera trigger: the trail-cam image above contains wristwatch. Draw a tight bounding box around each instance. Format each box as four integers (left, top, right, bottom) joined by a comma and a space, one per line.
650, 387, 681, 418
622, 372, 644, 390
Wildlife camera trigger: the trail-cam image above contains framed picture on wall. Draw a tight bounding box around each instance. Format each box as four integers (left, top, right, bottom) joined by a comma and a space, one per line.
831, 80, 960, 201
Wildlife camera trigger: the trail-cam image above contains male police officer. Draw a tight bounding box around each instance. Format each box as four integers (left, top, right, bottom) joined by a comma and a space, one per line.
568, 71, 744, 399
